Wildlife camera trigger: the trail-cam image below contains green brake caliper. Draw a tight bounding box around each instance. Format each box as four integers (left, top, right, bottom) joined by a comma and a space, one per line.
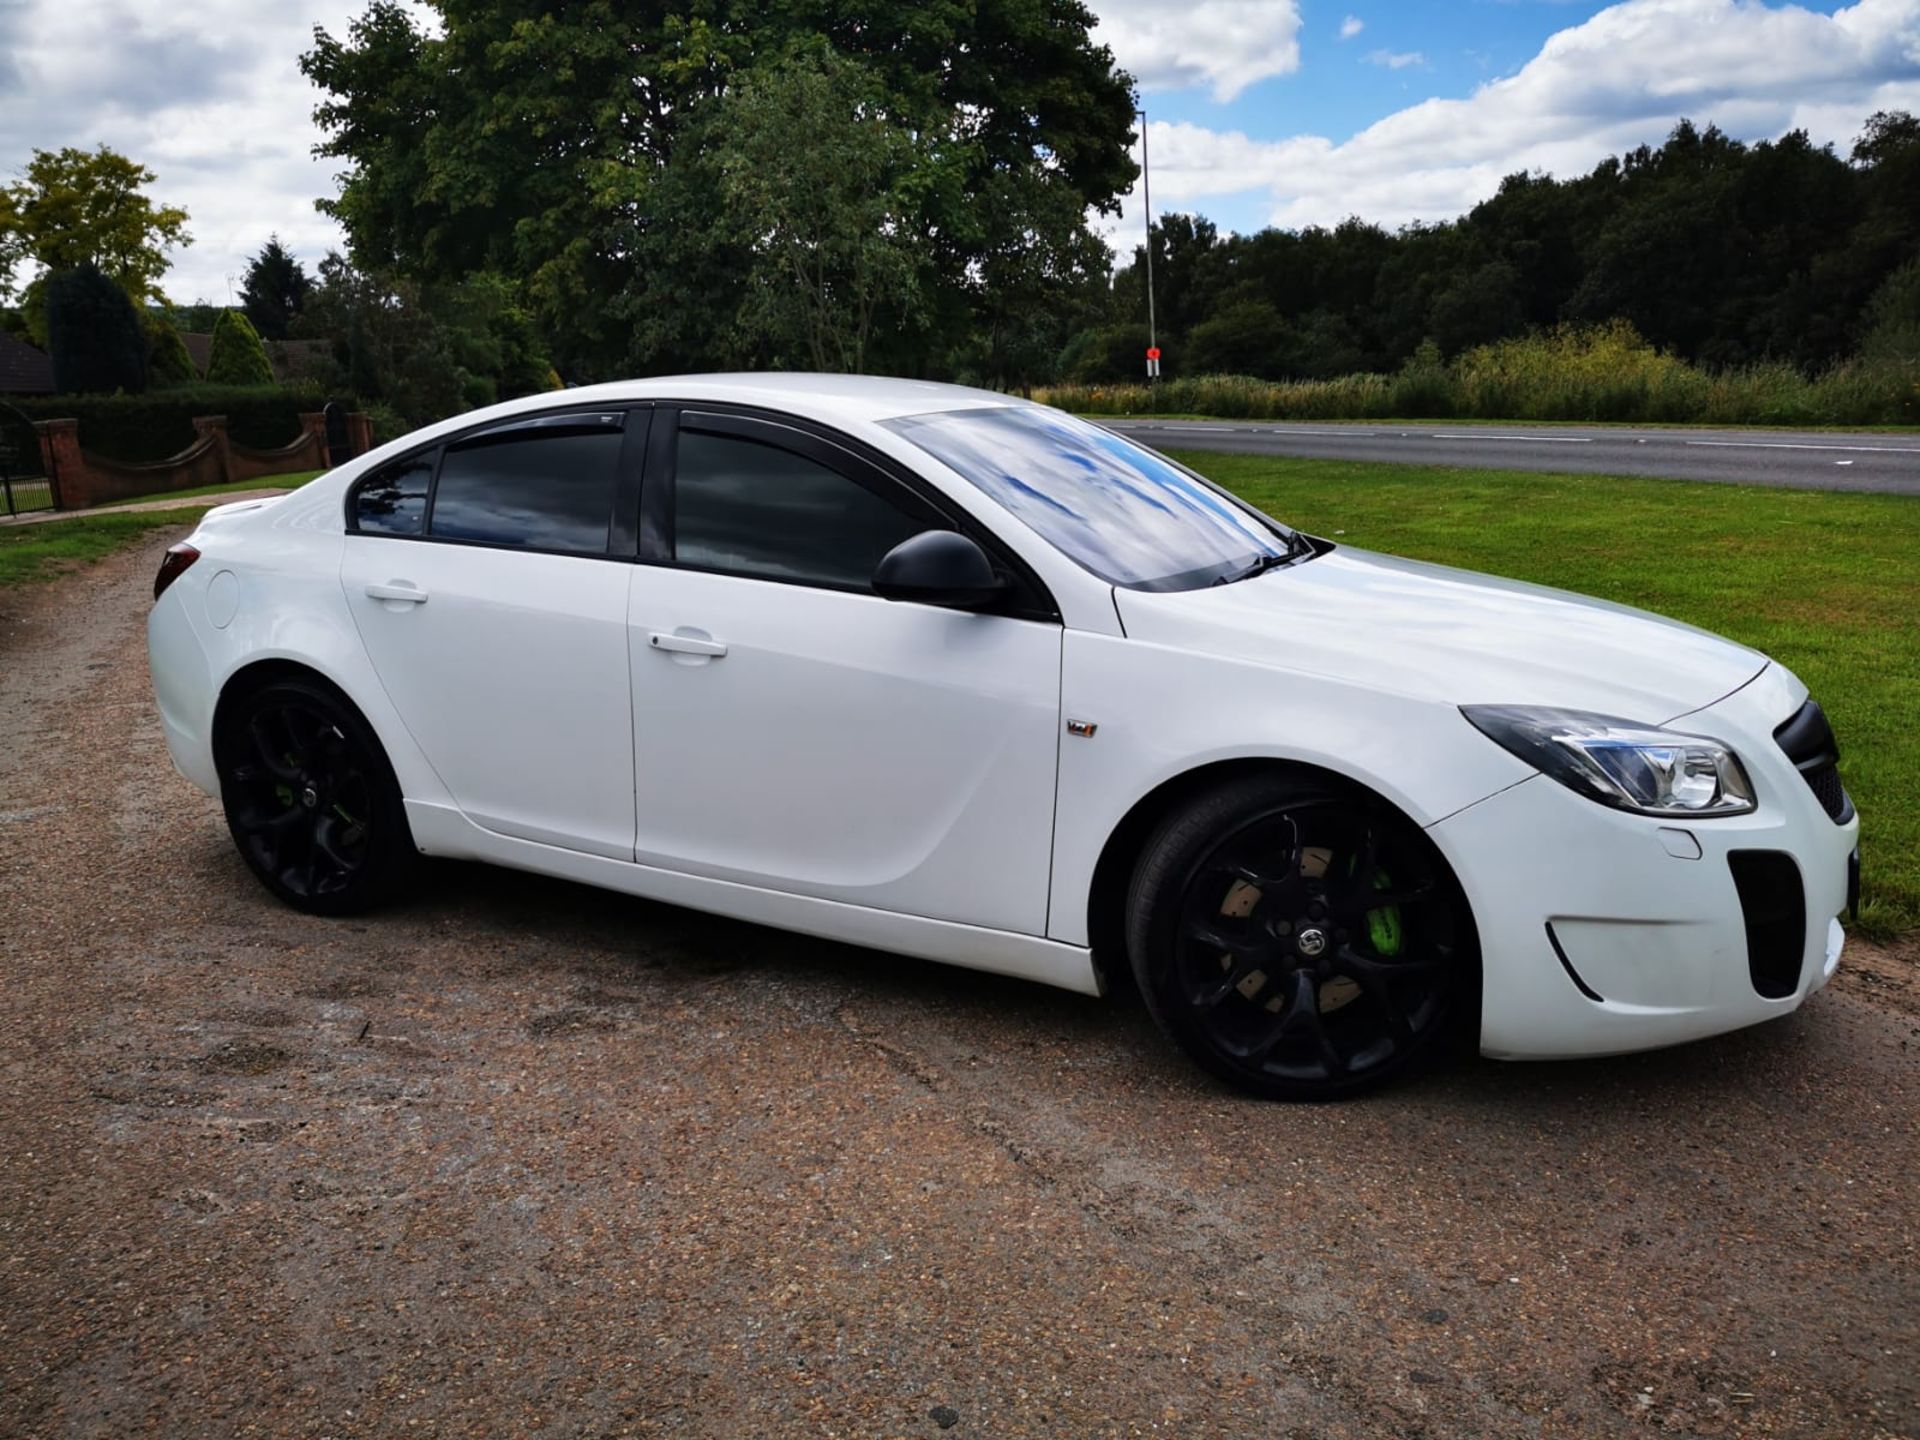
1349, 856, 1404, 957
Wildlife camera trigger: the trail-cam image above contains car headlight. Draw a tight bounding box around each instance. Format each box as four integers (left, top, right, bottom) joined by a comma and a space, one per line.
1461, 705, 1756, 818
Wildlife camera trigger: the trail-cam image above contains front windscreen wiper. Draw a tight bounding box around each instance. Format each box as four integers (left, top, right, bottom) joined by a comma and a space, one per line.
1212, 549, 1295, 586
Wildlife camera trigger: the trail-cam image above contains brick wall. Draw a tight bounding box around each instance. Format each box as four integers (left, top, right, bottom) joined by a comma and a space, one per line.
35, 411, 368, 510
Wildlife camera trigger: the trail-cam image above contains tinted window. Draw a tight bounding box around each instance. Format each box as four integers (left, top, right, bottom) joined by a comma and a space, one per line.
354, 455, 432, 535
673, 429, 933, 588
428, 427, 622, 553
885, 406, 1291, 590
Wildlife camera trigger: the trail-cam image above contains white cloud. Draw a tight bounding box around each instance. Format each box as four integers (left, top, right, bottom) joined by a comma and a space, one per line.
1339, 16, 1366, 40
0, 0, 427, 304
1090, 0, 1303, 102
1365, 49, 1427, 69
1103, 0, 1920, 246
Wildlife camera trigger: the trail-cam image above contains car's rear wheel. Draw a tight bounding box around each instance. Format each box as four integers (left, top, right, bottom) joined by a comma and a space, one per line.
1126, 773, 1472, 1100
215, 677, 414, 915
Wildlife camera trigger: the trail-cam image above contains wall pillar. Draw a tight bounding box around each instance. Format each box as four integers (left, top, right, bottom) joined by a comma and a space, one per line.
190, 415, 233, 487
34, 419, 89, 509
348, 412, 374, 458
298, 411, 329, 465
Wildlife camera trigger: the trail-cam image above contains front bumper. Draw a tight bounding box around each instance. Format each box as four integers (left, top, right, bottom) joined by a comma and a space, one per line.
1432, 666, 1858, 1060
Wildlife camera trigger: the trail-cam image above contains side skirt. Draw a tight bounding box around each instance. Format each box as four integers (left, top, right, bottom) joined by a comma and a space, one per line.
405, 801, 1105, 998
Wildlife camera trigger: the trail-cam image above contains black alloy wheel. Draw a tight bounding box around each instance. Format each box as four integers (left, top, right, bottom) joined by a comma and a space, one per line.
1127, 774, 1472, 1100
216, 678, 413, 915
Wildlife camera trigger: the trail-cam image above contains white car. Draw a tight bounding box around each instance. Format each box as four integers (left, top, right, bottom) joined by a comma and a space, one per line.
147, 375, 1860, 1099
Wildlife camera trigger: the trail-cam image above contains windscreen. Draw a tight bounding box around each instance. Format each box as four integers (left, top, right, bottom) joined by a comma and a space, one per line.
884, 405, 1290, 590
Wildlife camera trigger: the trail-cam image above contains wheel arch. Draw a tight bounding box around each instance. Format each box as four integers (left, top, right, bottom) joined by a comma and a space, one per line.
1083, 756, 1481, 991
210, 659, 415, 817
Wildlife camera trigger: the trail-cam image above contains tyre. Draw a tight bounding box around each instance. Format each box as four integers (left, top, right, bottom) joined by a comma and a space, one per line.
1125, 772, 1472, 1100
214, 676, 415, 916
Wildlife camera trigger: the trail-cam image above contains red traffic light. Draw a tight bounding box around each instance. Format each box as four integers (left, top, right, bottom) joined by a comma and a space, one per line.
1146, 346, 1161, 360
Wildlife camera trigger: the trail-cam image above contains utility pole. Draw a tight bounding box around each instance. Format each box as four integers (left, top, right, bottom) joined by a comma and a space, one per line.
1137, 108, 1159, 382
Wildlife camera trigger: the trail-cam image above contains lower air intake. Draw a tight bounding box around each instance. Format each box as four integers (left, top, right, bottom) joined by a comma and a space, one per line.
1728, 850, 1805, 1000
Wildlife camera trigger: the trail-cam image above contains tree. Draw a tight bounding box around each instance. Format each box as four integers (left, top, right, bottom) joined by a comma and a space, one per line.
169, 302, 224, 334
0, 186, 24, 303
1058, 322, 1150, 383
949, 170, 1113, 390
294, 255, 558, 426
1428, 261, 1527, 356
206, 308, 275, 385
1861, 257, 1920, 362
45, 263, 147, 394
4, 147, 190, 322
1187, 302, 1296, 379
1114, 214, 1226, 354
301, 0, 1137, 377
240, 236, 313, 341
696, 47, 930, 371
146, 310, 199, 387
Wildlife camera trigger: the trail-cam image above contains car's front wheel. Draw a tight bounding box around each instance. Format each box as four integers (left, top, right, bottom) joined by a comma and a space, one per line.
1126, 773, 1473, 1100
214, 676, 414, 916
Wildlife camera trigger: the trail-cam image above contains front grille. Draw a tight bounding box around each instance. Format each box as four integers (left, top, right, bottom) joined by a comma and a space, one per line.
1729, 850, 1806, 999
1772, 700, 1853, 823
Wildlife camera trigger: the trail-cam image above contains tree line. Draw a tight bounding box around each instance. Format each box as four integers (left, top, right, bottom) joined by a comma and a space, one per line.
1083, 114, 1920, 387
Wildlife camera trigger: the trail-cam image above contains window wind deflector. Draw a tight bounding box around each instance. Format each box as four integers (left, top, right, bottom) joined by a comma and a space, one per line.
465, 412, 627, 445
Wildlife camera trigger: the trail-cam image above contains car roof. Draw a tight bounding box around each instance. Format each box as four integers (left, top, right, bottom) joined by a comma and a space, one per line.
522, 372, 1032, 426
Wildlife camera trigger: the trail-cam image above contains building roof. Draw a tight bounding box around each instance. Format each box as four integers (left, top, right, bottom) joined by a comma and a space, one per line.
0, 333, 55, 395
267, 338, 331, 385
180, 332, 213, 377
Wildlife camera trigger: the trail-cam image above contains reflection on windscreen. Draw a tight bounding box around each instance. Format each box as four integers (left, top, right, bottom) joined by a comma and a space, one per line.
884, 406, 1288, 590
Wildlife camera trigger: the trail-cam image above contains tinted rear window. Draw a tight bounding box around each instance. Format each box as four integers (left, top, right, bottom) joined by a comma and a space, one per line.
428, 428, 622, 554
353, 456, 432, 536
884, 406, 1289, 590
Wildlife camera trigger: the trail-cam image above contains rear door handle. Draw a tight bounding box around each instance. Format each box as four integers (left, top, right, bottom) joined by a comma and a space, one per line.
648, 631, 727, 658
365, 582, 428, 604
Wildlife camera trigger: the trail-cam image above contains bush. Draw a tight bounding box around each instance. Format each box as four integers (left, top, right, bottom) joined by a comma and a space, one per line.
145, 312, 199, 388
1036, 320, 1920, 426
11, 383, 331, 462
362, 402, 411, 447
1057, 323, 1150, 384
1186, 303, 1294, 380
45, 263, 147, 396
206, 309, 275, 386
1386, 340, 1461, 418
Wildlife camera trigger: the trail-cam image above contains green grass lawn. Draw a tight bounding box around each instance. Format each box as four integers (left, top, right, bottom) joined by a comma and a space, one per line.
99, 469, 324, 509
1175, 451, 1920, 939
0, 508, 208, 589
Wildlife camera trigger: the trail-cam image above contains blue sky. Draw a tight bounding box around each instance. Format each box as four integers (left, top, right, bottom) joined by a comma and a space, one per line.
1147, 2, 1630, 145
3, 0, 1918, 299
1096, 0, 1920, 247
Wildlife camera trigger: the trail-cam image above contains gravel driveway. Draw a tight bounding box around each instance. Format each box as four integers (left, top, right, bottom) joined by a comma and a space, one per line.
3, 531, 1916, 1439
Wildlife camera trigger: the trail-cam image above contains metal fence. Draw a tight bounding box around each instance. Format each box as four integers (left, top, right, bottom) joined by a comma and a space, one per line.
0, 402, 56, 516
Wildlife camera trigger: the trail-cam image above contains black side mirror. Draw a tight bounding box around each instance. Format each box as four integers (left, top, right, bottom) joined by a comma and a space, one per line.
872, 530, 1007, 610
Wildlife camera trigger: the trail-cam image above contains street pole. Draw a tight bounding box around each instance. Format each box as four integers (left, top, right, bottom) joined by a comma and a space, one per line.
1137, 107, 1157, 381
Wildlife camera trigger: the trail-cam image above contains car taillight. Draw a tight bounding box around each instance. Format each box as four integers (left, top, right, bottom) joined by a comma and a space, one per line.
154, 543, 200, 601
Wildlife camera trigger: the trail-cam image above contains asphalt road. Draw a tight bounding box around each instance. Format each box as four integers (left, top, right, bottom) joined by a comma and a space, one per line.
3, 536, 1917, 1438
1102, 418, 1920, 494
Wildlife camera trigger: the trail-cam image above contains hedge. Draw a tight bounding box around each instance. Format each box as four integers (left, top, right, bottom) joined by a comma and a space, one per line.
10, 384, 335, 463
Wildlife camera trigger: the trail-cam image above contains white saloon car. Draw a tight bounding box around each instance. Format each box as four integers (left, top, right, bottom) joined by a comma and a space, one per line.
148, 375, 1860, 1099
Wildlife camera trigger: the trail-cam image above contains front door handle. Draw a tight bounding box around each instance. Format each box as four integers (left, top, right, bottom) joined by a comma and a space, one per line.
365, 582, 428, 604
648, 630, 727, 658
